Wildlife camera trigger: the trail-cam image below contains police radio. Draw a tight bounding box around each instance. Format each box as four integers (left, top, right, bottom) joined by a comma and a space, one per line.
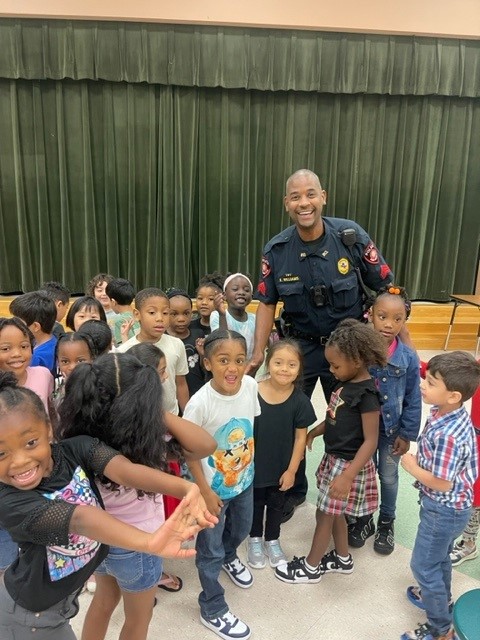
339, 228, 372, 309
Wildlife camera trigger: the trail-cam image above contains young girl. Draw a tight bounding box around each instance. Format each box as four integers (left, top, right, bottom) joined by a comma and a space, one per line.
167, 288, 206, 396
52, 332, 96, 408
65, 296, 107, 331
185, 329, 260, 640
86, 273, 116, 321
0, 317, 55, 576
57, 353, 217, 640
209, 273, 256, 360
275, 319, 387, 584
0, 370, 216, 640
191, 272, 224, 337
247, 339, 317, 569
348, 286, 421, 554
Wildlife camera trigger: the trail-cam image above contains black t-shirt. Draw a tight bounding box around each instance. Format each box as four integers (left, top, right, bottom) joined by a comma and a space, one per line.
0, 436, 118, 611
324, 379, 381, 460
182, 328, 207, 396
190, 316, 211, 337
254, 388, 317, 487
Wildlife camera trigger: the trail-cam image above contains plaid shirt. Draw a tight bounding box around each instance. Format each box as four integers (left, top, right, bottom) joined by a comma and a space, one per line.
416, 405, 478, 510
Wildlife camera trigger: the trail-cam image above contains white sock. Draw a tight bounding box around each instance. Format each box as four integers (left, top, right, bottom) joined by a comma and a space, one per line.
336, 553, 350, 561
305, 559, 319, 571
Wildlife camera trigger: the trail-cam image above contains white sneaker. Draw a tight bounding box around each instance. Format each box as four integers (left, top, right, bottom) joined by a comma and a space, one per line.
246, 537, 266, 569
221, 557, 253, 588
263, 539, 287, 567
201, 610, 251, 640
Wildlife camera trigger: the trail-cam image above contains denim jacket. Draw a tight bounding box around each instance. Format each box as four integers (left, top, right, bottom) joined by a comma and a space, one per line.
369, 339, 421, 441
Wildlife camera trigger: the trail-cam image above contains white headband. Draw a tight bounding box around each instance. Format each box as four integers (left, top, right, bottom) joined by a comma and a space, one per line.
223, 273, 253, 293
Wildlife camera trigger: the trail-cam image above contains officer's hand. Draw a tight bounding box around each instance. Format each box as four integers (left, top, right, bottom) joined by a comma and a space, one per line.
245, 351, 264, 377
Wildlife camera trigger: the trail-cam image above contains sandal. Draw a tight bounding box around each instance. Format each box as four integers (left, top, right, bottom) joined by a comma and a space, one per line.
158, 572, 183, 593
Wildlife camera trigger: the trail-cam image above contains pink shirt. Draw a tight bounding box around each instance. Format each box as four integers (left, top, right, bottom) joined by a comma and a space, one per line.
97, 484, 165, 533
24, 366, 54, 412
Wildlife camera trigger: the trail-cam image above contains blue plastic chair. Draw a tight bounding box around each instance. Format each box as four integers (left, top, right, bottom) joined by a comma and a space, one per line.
453, 588, 480, 640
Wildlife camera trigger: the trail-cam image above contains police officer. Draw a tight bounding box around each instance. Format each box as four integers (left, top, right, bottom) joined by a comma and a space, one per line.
248, 169, 394, 512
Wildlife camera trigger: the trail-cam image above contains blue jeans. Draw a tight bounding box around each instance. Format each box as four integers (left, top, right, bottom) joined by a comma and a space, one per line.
376, 432, 401, 519
196, 484, 253, 619
95, 546, 162, 592
411, 496, 471, 635
0, 528, 18, 572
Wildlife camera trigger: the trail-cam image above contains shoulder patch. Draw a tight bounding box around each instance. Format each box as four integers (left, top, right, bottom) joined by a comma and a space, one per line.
364, 242, 379, 264
261, 257, 271, 278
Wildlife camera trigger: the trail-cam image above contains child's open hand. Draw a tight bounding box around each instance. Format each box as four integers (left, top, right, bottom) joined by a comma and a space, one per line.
328, 473, 352, 501
195, 337, 205, 358
120, 317, 135, 342
147, 494, 206, 559
186, 483, 219, 528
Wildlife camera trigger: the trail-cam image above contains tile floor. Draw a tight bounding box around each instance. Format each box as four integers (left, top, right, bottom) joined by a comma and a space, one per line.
72, 350, 480, 639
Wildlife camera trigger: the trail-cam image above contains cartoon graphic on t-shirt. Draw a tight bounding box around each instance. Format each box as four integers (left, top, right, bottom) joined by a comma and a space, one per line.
327, 387, 344, 422
209, 418, 254, 499
43, 466, 100, 581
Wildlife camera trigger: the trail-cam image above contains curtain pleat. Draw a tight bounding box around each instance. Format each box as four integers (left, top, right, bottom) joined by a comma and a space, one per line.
1, 19, 479, 97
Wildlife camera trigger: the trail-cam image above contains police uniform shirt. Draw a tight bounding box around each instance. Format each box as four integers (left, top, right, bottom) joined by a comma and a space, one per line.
255, 217, 393, 337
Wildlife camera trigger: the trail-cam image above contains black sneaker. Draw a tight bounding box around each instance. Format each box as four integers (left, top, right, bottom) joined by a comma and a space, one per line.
348, 515, 375, 548
321, 549, 354, 574
374, 517, 395, 555
275, 556, 323, 584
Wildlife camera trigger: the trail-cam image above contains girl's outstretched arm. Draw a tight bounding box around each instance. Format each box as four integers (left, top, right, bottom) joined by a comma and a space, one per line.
70, 488, 209, 559
164, 412, 216, 460
103, 456, 218, 528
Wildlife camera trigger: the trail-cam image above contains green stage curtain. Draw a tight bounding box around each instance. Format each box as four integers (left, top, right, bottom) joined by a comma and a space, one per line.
0, 77, 478, 298
1, 20, 479, 97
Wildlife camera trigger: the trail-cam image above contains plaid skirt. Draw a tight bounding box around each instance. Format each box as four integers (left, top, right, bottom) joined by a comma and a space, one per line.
315, 453, 378, 517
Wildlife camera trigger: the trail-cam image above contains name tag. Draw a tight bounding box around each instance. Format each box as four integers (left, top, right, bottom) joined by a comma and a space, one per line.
279, 275, 300, 283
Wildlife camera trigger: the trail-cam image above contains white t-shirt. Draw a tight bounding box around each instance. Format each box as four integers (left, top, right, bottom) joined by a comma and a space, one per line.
209, 311, 256, 360
183, 376, 261, 500
118, 334, 188, 414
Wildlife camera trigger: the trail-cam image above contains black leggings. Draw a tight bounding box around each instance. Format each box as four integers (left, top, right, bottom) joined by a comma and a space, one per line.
250, 486, 286, 541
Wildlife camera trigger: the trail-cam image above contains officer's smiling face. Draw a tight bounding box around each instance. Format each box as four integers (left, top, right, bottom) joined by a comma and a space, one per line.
284, 174, 327, 239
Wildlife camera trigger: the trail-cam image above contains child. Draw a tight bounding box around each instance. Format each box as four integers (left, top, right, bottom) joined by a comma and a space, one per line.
0, 371, 215, 640
77, 319, 113, 356
0, 317, 54, 576
400, 352, 480, 640
191, 272, 224, 336
275, 319, 386, 584
105, 277, 139, 346
247, 339, 316, 569
0, 316, 53, 411
57, 353, 216, 640
210, 273, 256, 360
118, 288, 189, 415
184, 329, 260, 640
41, 281, 70, 339
65, 296, 107, 331
10, 291, 58, 377
86, 272, 116, 321
167, 288, 206, 396
348, 286, 421, 554
52, 332, 96, 408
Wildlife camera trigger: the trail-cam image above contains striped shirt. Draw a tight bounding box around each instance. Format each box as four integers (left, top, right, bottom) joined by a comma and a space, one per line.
415, 405, 478, 510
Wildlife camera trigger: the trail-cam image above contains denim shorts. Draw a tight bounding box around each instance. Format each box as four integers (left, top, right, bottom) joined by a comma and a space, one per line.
95, 546, 162, 592
0, 528, 18, 571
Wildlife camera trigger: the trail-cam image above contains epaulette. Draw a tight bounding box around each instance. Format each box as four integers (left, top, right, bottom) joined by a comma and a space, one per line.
263, 225, 296, 253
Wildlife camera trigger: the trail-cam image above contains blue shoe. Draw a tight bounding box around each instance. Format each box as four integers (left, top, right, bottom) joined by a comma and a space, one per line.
406, 586, 454, 613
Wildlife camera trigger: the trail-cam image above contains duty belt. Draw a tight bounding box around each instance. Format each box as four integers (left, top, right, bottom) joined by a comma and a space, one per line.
288, 328, 330, 346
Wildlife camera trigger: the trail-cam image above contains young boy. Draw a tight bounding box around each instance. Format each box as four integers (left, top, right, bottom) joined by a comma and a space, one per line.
401, 351, 480, 640
117, 287, 189, 414
41, 281, 70, 339
9, 291, 58, 377
105, 277, 139, 346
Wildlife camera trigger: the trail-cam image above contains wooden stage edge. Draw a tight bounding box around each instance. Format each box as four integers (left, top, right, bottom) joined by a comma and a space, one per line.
0, 297, 478, 352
